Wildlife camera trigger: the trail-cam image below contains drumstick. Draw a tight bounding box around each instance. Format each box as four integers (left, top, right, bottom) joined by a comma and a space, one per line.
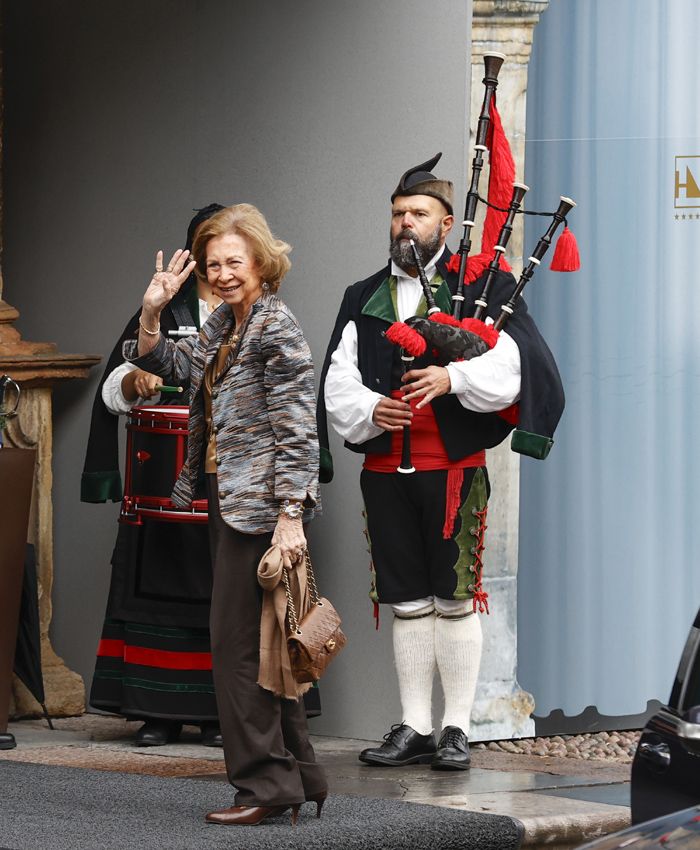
156, 385, 184, 394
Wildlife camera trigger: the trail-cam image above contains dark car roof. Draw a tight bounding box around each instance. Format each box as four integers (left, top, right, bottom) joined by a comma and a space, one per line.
578, 805, 700, 849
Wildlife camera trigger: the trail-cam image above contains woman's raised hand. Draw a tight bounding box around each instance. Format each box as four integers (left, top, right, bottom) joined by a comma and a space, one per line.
143, 249, 197, 314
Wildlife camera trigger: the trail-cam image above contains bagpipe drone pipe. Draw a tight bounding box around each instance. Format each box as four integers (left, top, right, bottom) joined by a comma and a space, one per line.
386, 52, 579, 471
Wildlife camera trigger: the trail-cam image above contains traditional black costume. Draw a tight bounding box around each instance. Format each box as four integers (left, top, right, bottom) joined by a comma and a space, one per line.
83, 206, 224, 739
319, 156, 564, 769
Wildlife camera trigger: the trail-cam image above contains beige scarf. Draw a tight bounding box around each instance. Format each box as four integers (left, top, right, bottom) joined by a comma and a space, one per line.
257, 545, 312, 700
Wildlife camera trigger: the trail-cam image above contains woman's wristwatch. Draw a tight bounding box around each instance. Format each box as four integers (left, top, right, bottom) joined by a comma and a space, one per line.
279, 499, 304, 519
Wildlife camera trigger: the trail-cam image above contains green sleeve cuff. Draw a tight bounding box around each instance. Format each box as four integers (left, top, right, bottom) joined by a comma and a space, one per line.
81, 471, 123, 503
510, 429, 554, 460
319, 447, 334, 484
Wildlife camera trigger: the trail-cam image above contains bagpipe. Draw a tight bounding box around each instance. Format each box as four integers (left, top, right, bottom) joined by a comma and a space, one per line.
386, 52, 579, 473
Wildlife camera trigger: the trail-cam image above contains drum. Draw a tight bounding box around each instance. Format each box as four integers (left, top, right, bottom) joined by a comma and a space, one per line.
121, 405, 208, 524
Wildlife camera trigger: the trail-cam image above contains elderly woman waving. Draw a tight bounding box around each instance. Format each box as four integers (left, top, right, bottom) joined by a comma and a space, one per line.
127, 204, 327, 826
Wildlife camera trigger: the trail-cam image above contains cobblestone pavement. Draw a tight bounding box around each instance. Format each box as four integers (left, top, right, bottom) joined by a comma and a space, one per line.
9, 714, 642, 766
474, 730, 641, 762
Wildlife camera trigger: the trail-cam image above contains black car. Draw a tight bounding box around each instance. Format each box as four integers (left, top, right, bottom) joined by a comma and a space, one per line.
630, 607, 700, 824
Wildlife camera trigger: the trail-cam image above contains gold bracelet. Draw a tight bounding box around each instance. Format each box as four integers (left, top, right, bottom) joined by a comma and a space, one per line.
139, 315, 160, 336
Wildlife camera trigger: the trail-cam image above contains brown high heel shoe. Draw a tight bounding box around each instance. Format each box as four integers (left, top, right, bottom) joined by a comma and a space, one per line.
205, 803, 302, 826
305, 790, 328, 818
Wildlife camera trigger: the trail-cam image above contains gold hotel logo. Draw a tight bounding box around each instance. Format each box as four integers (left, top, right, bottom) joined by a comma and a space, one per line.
675, 156, 700, 209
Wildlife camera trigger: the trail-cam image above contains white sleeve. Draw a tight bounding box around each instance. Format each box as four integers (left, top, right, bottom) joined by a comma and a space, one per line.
324, 320, 385, 444
445, 328, 521, 412
101, 362, 159, 415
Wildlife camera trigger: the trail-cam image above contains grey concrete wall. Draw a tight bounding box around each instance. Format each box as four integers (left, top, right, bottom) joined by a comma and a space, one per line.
2, 0, 471, 738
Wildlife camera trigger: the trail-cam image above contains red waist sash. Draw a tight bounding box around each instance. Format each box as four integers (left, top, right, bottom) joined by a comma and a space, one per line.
363, 390, 486, 473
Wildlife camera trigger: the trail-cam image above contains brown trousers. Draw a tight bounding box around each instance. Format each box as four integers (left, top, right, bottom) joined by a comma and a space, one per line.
206, 478, 327, 806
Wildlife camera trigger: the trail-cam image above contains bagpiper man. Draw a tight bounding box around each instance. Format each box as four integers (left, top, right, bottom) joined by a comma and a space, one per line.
318, 156, 564, 769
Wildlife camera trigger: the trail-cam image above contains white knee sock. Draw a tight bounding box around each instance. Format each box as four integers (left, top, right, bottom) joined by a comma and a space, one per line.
434, 613, 483, 735
392, 613, 436, 736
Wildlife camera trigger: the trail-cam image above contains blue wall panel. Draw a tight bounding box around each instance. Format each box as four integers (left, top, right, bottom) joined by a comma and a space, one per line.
519, 0, 700, 717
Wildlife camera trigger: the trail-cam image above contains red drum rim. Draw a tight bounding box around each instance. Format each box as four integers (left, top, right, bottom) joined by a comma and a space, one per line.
121, 498, 209, 525
127, 405, 189, 433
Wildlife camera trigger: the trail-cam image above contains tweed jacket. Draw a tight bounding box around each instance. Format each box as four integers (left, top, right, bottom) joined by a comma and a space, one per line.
125, 293, 320, 534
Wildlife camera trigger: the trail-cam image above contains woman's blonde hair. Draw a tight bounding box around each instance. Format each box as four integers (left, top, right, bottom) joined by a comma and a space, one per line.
192, 203, 292, 292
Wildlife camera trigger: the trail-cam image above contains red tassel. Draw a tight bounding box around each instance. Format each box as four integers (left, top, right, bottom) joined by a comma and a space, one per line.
442, 468, 464, 539
385, 322, 427, 356
373, 601, 380, 630
472, 591, 490, 615
549, 226, 580, 272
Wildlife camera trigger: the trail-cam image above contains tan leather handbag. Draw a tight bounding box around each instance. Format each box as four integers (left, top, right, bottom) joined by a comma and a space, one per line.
282, 552, 347, 684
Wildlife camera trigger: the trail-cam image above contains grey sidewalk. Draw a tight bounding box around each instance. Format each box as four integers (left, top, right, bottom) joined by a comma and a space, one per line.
3, 715, 633, 849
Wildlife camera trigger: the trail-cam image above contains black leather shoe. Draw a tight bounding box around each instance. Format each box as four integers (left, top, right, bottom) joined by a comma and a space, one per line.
0, 732, 17, 750
431, 725, 471, 770
359, 723, 437, 766
200, 722, 223, 748
134, 720, 182, 747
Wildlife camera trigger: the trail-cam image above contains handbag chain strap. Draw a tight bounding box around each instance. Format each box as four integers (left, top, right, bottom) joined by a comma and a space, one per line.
282, 551, 322, 636
303, 551, 321, 606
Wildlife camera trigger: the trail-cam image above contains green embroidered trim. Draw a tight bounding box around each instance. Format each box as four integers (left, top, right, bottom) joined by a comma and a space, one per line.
80, 471, 123, 504
451, 468, 488, 600
93, 671, 216, 694
510, 429, 554, 460
362, 507, 379, 603
125, 624, 210, 639
123, 678, 216, 694
93, 670, 125, 680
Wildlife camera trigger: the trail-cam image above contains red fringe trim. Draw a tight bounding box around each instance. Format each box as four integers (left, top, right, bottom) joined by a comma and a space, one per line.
428, 314, 499, 349
442, 468, 464, 539
460, 318, 499, 349
385, 322, 427, 356
483, 99, 516, 263
550, 226, 581, 272
428, 311, 461, 327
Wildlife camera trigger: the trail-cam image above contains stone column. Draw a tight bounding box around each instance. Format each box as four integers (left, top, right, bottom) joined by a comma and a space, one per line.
0, 36, 101, 718
468, 0, 550, 740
